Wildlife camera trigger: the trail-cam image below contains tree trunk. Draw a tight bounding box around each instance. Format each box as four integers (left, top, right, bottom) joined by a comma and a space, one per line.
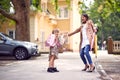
12, 0, 30, 41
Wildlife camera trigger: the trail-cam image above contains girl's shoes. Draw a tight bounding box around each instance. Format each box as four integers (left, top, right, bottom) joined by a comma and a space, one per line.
47, 67, 59, 73
53, 67, 59, 72
47, 68, 54, 73
82, 66, 89, 71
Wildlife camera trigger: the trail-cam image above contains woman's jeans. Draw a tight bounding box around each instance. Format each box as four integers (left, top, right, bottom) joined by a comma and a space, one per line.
80, 45, 93, 65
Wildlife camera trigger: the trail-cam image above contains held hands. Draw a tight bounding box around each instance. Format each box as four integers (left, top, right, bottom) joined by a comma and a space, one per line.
59, 32, 69, 45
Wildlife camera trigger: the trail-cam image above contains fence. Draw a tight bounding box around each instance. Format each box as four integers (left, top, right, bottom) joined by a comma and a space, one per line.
107, 36, 120, 54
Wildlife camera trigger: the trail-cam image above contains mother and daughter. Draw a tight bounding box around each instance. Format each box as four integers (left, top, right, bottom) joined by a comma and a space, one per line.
45, 14, 97, 73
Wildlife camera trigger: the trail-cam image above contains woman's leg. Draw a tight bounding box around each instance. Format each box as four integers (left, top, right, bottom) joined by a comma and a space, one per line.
80, 47, 89, 71
84, 45, 95, 72
84, 45, 93, 64
80, 47, 87, 64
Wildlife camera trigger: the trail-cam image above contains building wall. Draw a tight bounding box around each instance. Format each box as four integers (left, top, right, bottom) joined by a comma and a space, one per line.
48, 0, 81, 51
42, 0, 81, 52
0, 20, 15, 38
47, 0, 71, 50
69, 0, 81, 52
30, 11, 55, 52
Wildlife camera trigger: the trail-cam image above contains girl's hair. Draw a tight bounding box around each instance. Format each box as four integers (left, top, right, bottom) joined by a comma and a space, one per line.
52, 29, 59, 34
82, 14, 89, 20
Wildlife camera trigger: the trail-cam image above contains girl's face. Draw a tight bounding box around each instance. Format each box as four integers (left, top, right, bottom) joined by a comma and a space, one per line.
81, 15, 87, 23
54, 31, 59, 37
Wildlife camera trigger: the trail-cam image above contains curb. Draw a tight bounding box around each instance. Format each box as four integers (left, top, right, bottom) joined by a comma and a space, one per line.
95, 61, 113, 80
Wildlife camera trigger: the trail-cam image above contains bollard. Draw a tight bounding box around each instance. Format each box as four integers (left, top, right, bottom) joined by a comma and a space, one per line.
92, 34, 98, 56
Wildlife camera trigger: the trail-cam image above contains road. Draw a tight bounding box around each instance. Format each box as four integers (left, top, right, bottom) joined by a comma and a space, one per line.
0, 52, 100, 80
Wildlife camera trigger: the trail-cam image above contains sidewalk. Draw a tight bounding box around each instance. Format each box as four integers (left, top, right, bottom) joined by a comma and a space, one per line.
96, 50, 120, 80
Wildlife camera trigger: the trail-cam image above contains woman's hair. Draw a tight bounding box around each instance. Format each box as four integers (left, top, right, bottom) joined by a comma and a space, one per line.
82, 14, 89, 20
52, 29, 59, 34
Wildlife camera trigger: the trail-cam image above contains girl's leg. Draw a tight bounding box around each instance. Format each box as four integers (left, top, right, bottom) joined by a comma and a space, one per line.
47, 55, 56, 73
49, 55, 55, 68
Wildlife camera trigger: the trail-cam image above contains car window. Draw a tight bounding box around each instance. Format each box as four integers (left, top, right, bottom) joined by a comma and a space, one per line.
2, 33, 13, 40
0, 35, 4, 43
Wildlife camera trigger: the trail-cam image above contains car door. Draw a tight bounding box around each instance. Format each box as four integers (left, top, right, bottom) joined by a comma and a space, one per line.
0, 36, 13, 55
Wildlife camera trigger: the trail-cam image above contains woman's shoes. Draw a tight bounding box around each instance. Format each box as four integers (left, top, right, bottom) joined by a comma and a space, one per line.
82, 66, 89, 71
47, 67, 59, 73
87, 66, 95, 72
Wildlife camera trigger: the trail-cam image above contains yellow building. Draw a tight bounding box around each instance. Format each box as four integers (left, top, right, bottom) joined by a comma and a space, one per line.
46, 0, 81, 52
0, 0, 81, 52
0, 20, 15, 39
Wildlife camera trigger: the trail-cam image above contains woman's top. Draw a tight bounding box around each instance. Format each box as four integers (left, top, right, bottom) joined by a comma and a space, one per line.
81, 23, 90, 48
80, 20, 95, 50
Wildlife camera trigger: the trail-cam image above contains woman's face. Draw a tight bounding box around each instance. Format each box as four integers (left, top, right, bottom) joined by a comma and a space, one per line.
81, 15, 87, 23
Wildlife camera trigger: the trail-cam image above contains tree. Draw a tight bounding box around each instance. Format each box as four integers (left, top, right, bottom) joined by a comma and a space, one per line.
0, 0, 30, 41
0, 0, 71, 41
85, 0, 120, 42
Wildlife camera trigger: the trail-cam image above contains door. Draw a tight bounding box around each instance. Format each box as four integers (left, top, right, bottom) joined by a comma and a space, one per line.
0, 35, 13, 55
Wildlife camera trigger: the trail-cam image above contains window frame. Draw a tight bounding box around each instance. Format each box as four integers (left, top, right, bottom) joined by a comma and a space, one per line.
7, 29, 15, 39
57, 6, 69, 19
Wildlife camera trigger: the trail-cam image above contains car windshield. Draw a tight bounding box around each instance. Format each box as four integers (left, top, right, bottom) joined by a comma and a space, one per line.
2, 33, 13, 40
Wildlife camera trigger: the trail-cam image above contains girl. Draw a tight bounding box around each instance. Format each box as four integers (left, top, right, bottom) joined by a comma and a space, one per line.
45, 29, 60, 73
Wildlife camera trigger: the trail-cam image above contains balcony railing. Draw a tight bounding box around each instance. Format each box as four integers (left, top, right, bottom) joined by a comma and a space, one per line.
107, 37, 120, 54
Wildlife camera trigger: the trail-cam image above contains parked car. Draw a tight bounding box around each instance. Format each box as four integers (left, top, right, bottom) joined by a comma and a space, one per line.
0, 32, 38, 60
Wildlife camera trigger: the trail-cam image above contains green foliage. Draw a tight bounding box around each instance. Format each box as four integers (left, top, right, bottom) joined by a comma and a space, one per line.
0, 15, 8, 24
9, 20, 15, 26
50, 0, 59, 13
78, 1, 84, 14
65, 0, 71, 10
85, 0, 120, 44
50, 0, 71, 13
31, 0, 42, 12
0, 0, 11, 12
0, 0, 13, 24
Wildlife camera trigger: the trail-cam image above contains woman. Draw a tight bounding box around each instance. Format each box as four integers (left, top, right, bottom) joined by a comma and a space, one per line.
68, 14, 96, 72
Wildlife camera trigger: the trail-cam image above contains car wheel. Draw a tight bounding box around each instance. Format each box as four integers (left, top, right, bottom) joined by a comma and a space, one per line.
14, 48, 28, 60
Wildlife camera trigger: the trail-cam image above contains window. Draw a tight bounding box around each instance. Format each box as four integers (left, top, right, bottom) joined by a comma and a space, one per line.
57, 6, 69, 19
0, 35, 4, 43
8, 30, 15, 39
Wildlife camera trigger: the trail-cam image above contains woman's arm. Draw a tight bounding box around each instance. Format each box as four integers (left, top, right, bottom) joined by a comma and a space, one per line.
68, 26, 81, 36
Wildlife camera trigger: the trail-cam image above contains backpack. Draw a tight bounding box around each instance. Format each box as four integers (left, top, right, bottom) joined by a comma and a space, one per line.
45, 34, 56, 47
